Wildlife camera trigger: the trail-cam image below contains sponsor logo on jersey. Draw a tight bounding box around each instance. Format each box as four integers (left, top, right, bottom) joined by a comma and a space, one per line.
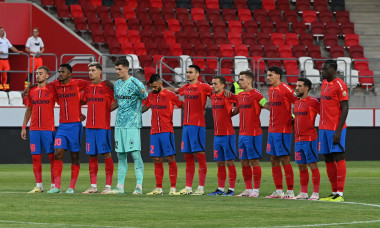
239, 104, 252, 109
268, 101, 282, 106
32, 100, 50, 104
88, 97, 104, 102
320, 95, 331, 100
212, 105, 225, 109
294, 111, 308, 116
151, 105, 167, 109
58, 93, 76, 98
115, 95, 132, 99
184, 95, 199, 99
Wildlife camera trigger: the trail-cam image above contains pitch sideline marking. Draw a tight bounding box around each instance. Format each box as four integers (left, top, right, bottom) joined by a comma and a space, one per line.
0, 220, 135, 228
254, 219, 380, 228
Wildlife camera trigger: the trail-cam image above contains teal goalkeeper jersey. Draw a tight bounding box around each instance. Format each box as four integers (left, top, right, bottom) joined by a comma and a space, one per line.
114, 76, 148, 128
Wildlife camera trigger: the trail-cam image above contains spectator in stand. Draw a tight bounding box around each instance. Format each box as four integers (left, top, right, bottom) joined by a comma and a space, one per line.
25, 28, 45, 88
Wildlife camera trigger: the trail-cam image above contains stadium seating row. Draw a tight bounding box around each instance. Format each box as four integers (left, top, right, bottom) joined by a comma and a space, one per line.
0, 91, 23, 106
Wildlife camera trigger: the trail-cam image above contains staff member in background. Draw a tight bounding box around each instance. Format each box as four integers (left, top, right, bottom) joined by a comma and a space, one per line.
0, 27, 23, 91
25, 27, 45, 88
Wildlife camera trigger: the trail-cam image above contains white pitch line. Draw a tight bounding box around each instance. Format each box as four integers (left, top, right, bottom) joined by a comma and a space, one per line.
0, 220, 137, 228
251, 219, 380, 228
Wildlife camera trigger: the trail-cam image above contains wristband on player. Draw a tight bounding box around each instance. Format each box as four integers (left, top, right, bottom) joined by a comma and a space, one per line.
22, 125, 27, 129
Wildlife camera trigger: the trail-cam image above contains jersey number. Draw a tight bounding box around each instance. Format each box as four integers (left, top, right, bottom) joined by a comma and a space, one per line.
239, 149, 243, 158
150, 145, 154, 154
54, 138, 62, 146
30, 144, 36, 152
214, 150, 218, 159
86, 143, 90, 152
295, 152, 301, 161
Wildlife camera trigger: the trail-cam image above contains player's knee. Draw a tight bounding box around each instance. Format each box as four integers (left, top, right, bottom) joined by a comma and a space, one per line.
217, 161, 225, 166
226, 160, 234, 166
165, 155, 175, 163
308, 162, 318, 170
250, 159, 260, 167
298, 164, 308, 170
154, 157, 163, 163
240, 159, 249, 167
280, 155, 290, 165
102, 153, 111, 159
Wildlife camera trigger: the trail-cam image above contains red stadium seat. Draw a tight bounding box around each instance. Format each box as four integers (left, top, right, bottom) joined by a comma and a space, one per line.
271, 33, 284, 46
292, 45, 307, 58
121, 42, 134, 54
300, 33, 314, 46
182, 43, 195, 56
302, 10, 317, 24
127, 18, 140, 30
175, 31, 187, 44
116, 30, 128, 43
128, 30, 141, 43
57, 4, 70, 19
154, 18, 167, 31
222, 9, 236, 22
228, 20, 242, 33
285, 33, 299, 46
234, 0, 248, 9
268, 9, 282, 23
235, 44, 249, 56
205, 0, 220, 9
278, 44, 293, 57
257, 33, 271, 45
340, 22, 355, 35
284, 10, 298, 23
253, 9, 267, 23
330, 46, 345, 58
276, 21, 290, 33
207, 43, 220, 56
267, 59, 282, 68
228, 32, 242, 45
70, 4, 84, 18
110, 6, 123, 18
176, 8, 190, 21
115, 17, 128, 31
262, 0, 276, 11
319, 10, 333, 23
91, 0, 102, 7
149, 7, 162, 20
194, 43, 207, 56
336, 11, 350, 23
324, 34, 338, 48
163, 0, 176, 9
345, 34, 360, 47
74, 17, 88, 31
199, 31, 213, 44
188, 32, 200, 44
143, 67, 156, 81
193, 57, 206, 69
135, 7, 148, 19
354, 57, 370, 71
192, 0, 206, 8
296, 0, 310, 12
308, 45, 322, 58
292, 22, 306, 34
141, 31, 153, 43
276, 0, 290, 11
283, 60, 299, 84
145, 42, 159, 55
150, 0, 162, 8
326, 22, 340, 35
249, 45, 263, 57
238, 9, 252, 22
141, 18, 154, 31
153, 55, 165, 67
168, 19, 181, 32
158, 43, 172, 56
242, 32, 256, 46
170, 43, 183, 56
212, 20, 227, 32
96, 6, 109, 18
243, 21, 258, 34
191, 8, 205, 21
91, 27, 105, 44
164, 31, 176, 44
358, 70, 374, 88
314, 0, 328, 12
264, 44, 278, 57
260, 21, 274, 34
202, 68, 217, 82
162, 8, 176, 20
123, 7, 135, 19
196, 20, 211, 33
206, 8, 220, 21
139, 55, 154, 68
214, 32, 228, 44
134, 42, 147, 55
207, 58, 218, 69
181, 19, 196, 32
311, 21, 325, 35
349, 45, 364, 58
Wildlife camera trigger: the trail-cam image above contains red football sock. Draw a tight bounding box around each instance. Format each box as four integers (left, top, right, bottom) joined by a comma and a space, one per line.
168, 160, 177, 188
252, 166, 262, 189
184, 154, 195, 188
53, 160, 63, 189
283, 164, 294, 190
325, 161, 338, 192
242, 165, 252, 189
69, 164, 80, 189
272, 165, 283, 190
336, 160, 346, 192
227, 164, 236, 189
32, 154, 42, 183
299, 169, 309, 193
89, 158, 98, 186
104, 157, 114, 186
217, 166, 226, 189
48, 153, 55, 185
311, 168, 320, 193
196, 153, 207, 187
155, 162, 164, 188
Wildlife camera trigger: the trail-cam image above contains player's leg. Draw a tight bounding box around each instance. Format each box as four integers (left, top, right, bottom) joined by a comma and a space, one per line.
237, 136, 252, 197
111, 128, 127, 194
101, 152, 113, 194
67, 152, 80, 193
224, 134, 237, 196
28, 131, 43, 193
179, 126, 195, 195
47, 152, 55, 189
248, 134, 263, 197
330, 128, 347, 201
83, 128, 98, 194
209, 136, 226, 196
166, 155, 177, 195
131, 150, 144, 194
147, 133, 164, 195
193, 126, 207, 195
266, 133, 283, 198
225, 160, 236, 196
304, 139, 320, 200
280, 155, 294, 198
294, 141, 309, 199
308, 162, 320, 200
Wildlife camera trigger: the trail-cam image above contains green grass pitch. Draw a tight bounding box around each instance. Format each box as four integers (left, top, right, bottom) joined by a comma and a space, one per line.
0, 161, 379, 228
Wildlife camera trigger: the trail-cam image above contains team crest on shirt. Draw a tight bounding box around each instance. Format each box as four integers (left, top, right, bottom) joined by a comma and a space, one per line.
343, 91, 347, 96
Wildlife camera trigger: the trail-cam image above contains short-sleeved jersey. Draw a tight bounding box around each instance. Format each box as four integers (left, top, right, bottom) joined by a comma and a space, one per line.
294, 97, 320, 142
25, 37, 44, 56
26, 86, 56, 131
143, 89, 183, 134
237, 89, 266, 136
49, 79, 89, 123
82, 81, 114, 130
268, 82, 297, 133
178, 82, 212, 127
114, 76, 148, 128
0, 37, 12, 59
319, 78, 349, 131
210, 93, 237, 136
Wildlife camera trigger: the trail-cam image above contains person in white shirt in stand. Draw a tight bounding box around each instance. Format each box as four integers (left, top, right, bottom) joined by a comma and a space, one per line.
25, 28, 45, 88
0, 27, 23, 91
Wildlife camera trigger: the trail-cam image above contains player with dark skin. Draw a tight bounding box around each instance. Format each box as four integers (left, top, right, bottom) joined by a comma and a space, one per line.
320, 63, 349, 164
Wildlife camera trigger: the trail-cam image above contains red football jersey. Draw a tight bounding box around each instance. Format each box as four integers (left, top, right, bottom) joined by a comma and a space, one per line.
268, 82, 297, 133
82, 81, 114, 130
294, 97, 320, 142
237, 89, 265, 136
178, 82, 212, 127
49, 79, 89, 123
319, 78, 349, 131
27, 86, 56, 131
143, 89, 184, 134
210, 93, 237, 136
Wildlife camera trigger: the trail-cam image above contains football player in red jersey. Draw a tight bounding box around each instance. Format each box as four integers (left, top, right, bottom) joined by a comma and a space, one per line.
293, 78, 321, 200
21, 66, 56, 193
142, 74, 184, 195
265, 66, 298, 199
318, 60, 349, 202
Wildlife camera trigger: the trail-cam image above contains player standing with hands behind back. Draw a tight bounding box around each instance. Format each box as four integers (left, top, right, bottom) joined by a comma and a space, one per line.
110, 58, 148, 194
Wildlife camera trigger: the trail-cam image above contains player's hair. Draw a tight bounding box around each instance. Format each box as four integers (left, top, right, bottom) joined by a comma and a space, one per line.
188, 65, 201, 73
267, 66, 283, 79
33, 27, 39, 32
88, 62, 102, 70
239, 70, 254, 82
323, 59, 337, 71
297, 77, 312, 91
37, 66, 49, 74
213, 76, 226, 85
114, 58, 129, 67
148, 74, 162, 84
60, 63, 72, 73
